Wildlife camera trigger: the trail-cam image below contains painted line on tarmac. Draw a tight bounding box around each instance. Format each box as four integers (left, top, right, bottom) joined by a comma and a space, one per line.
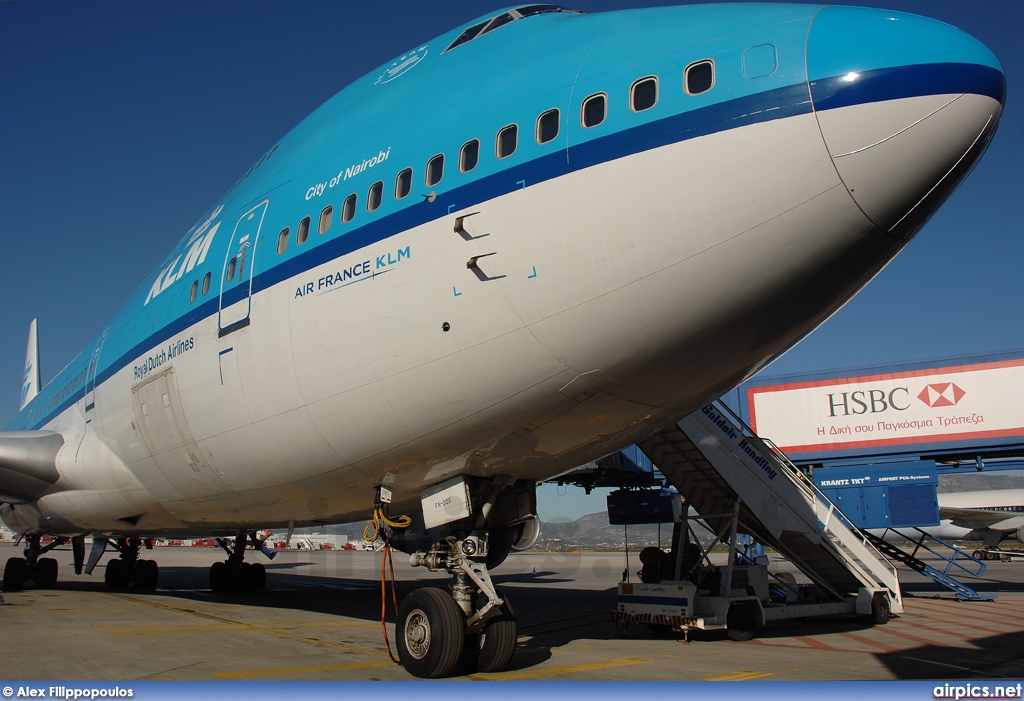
838, 631, 901, 653
696, 670, 774, 681
106, 592, 389, 659
99, 620, 379, 636
899, 656, 973, 672
874, 625, 965, 649
468, 657, 651, 680
794, 635, 838, 651
213, 661, 394, 678
905, 611, 1021, 637
906, 601, 1023, 628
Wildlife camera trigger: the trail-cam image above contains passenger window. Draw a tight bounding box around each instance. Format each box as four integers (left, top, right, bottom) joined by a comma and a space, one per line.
685, 60, 715, 95
226, 257, 237, 282
319, 205, 333, 234
631, 76, 658, 112
202, 272, 211, 296
395, 168, 413, 199
496, 124, 518, 159
368, 181, 384, 212
425, 154, 444, 187
536, 109, 559, 144
460, 140, 480, 173
342, 193, 357, 223
297, 216, 310, 245
581, 93, 606, 128
277, 227, 289, 255
190, 280, 198, 303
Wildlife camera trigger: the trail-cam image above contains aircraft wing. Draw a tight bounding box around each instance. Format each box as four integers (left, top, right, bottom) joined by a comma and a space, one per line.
939, 505, 1024, 533
0, 431, 64, 503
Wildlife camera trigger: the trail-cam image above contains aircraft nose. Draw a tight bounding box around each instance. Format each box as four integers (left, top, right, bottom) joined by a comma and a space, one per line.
808, 7, 1005, 238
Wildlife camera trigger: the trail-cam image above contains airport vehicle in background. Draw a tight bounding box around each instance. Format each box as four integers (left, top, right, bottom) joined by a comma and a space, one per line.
0, 3, 1005, 677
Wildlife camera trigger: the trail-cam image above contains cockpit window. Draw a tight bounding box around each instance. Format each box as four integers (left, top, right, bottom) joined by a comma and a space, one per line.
444, 6, 582, 53
480, 12, 515, 38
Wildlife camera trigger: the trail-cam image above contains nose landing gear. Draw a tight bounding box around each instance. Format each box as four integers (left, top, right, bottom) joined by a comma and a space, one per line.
402, 534, 518, 678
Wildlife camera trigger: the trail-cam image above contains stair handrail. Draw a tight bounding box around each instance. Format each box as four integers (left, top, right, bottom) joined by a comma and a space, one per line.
706, 400, 901, 596
708, 401, 816, 499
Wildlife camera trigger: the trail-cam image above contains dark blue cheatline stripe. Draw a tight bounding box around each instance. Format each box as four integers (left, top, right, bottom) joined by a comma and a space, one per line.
21, 62, 989, 431
811, 62, 1005, 113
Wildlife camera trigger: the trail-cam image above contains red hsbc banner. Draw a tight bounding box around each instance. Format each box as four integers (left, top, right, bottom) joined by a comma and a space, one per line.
748, 359, 1024, 455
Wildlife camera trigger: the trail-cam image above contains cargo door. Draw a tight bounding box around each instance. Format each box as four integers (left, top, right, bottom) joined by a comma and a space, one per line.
218, 200, 268, 336
132, 367, 236, 500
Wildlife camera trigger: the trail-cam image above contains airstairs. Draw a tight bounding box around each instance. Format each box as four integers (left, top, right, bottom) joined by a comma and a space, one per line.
637, 401, 903, 612
863, 529, 993, 601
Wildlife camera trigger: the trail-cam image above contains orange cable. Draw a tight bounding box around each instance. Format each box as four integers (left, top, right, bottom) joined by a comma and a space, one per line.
380, 543, 401, 664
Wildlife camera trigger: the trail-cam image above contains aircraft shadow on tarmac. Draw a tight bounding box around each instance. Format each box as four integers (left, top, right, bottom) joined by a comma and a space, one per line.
876, 630, 1024, 679
16, 553, 1022, 679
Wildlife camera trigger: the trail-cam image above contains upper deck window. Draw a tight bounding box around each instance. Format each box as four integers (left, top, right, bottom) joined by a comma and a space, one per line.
496, 124, 518, 159
460, 140, 480, 173
536, 109, 560, 144
581, 93, 607, 128
342, 193, 357, 223
631, 77, 658, 112
444, 6, 581, 53
685, 60, 715, 95
319, 205, 333, 234
367, 181, 384, 212
426, 154, 444, 187
395, 168, 413, 200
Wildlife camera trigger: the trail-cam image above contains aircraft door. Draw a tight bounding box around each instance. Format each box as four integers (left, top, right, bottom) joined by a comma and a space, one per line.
132, 367, 236, 500
218, 200, 269, 336
84, 329, 107, 413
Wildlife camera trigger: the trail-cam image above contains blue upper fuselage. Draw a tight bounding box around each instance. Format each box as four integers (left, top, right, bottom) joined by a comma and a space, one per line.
9, 3, 1003, 432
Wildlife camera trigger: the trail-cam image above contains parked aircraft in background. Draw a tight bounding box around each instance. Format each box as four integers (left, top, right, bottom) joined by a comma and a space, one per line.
930, 489, 1024, 547
0, 3, 1004, 677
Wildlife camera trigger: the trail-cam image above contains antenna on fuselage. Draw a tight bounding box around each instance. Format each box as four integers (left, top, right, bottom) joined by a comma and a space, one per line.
20, 318, 40, 410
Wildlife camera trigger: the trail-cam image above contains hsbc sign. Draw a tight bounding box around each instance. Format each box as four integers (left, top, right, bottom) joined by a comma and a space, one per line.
828, 383, 966, 416
748, 359, 1024, 456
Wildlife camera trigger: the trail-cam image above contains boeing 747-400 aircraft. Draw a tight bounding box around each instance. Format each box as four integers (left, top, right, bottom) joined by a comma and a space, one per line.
0, 3, 1005, 676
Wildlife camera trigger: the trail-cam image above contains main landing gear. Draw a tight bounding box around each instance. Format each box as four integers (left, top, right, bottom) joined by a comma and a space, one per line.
400, 533, 518, 678
2, 535, 64, 592
104, 537, 159, 592
208, 531, 273, 594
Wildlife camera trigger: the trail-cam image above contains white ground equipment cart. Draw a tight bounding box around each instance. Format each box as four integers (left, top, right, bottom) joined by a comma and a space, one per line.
613, 502, 897, 641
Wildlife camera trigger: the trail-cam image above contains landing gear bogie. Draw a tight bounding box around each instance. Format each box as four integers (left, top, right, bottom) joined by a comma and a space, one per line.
208, 532, 269, 594
104, 538, 160, 591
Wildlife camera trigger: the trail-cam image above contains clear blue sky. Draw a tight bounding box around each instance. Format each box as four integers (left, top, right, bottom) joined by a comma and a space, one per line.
1, 1, 1021, 522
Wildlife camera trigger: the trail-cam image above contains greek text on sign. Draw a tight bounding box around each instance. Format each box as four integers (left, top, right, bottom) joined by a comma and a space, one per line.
748, 359, 1024, 454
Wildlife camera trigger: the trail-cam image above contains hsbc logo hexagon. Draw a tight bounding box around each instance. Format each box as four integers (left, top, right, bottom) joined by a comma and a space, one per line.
917, 383, 965, 408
